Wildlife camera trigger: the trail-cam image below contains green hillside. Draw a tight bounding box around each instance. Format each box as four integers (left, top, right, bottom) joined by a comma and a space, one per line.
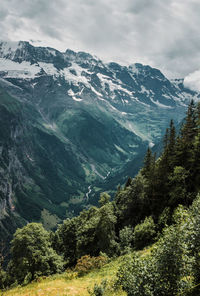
1, 254, 127, 296
1, 248, 152, 296
1, 100, 200, 296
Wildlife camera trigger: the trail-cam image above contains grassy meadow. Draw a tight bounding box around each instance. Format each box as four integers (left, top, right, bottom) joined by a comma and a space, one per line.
1, 255, 128, 296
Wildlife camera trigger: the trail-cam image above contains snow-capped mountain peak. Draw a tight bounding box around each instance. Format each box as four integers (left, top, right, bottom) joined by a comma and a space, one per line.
0, 40, 199, 143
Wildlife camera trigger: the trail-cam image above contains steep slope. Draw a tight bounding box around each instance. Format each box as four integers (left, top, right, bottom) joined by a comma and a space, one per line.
0, 41, 198, 241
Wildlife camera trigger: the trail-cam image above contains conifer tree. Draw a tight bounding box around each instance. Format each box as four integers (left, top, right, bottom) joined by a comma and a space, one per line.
168, 119, 176, 170
175, 100, 196, 169
141, 147, 154, 180
191, 101, 200, 191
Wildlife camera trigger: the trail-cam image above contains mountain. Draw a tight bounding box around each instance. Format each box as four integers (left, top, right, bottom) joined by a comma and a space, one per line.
0, 41, 198, 242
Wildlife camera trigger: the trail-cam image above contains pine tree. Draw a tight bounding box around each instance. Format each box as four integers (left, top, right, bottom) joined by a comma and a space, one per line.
168, 120, 176, 170
141, 147, 154, 180
191, 102, 200, 191
175, 100, 196, 169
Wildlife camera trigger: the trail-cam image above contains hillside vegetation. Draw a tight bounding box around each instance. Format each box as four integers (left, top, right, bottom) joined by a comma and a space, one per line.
1, 100, 200, 295
1, 254, 130, 296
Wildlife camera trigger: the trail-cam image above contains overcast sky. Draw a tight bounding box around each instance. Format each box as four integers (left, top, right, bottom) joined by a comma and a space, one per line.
1, 0, 200, 79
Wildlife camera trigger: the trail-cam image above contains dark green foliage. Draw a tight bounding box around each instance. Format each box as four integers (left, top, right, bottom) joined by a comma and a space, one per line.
168, 166, 189, 206
115, 101, 200, 232
54, 217, 78, 265
187, 195, 200, 287
55, 196, 118, 264
95, 202, 118, 256
0, 268, 7, 289
152, 225, 186, 296
133, 216, 156, 250
113, 101, 200, 295
119, 226, 134, 253
141, 147, 154, 180
117, 195, 200, 296
124, 177, 132, 188
115, 172, 149, 228
175, 100, 196, 170
88, 279, 107, 296
116, 254, 156, 296
98, 192, 111, 207
8, 223, 64, 285
117, 216, 187, 296
0, 250, 7, 290
76, 202, 118, 257
76, 207, 101, 257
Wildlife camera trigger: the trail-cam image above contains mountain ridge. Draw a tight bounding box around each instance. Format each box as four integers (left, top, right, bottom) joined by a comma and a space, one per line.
0, 40, 199, 243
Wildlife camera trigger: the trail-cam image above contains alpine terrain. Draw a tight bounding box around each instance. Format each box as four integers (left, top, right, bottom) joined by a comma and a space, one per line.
0, 41, 198, 242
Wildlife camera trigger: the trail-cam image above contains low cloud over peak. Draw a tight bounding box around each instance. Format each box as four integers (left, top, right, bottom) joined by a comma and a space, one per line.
184, 70, 200, 92
1, 0, 200, 79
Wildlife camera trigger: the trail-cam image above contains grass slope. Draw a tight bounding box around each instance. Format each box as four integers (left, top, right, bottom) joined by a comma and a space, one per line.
1, 258, 124, 296
1, 248, 150, 296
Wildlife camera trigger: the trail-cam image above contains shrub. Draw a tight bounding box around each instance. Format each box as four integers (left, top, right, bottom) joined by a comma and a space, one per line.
65, 269, 78, 280
88, 279, 107, 296
0, 268, 7, 289
116, 216, 190, 296
133, 216, 156, 249
119, 226, 134, 254
116, 254, 155, 296
74, 255, 107, 276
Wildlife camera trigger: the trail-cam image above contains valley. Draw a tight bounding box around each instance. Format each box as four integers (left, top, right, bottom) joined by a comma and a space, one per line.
0, 40, 198, 242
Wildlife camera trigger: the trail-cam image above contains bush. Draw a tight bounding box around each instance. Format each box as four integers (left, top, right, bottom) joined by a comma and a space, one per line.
116, 254, 155, 296
88, 279, 107, 296
116, 215, 190, 296
119, 226, 134, 254
133, 216, 156, 249
65, 269, 78, 280
0, 268, 7, 289
74, 255, 108, 276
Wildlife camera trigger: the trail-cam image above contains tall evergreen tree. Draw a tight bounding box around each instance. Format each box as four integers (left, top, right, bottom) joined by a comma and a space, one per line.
168, 120, 176, 170
191, 101, 200, 191
175, 100, 196, 169
141, 147, 154, 180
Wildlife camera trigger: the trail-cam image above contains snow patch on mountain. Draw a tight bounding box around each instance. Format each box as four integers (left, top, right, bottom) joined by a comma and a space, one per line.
97, 73, 133, 97
128, 64, 140, 75
150, 98, 173, 109
68, 89, 83, 101
90, 86, 103, 97
72, 97, 83, 102
61, 66, 90, 86
140, 85, 151, 95
0, 41, 22, 58
38, 62, 59, 77
0, 58, 40, 78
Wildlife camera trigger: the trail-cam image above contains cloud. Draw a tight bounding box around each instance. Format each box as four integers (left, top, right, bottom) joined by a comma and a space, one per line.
1, 0, 200, 78
184, 70, 200, 92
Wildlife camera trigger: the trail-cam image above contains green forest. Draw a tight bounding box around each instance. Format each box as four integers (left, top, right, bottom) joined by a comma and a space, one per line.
1, 100, 200, 296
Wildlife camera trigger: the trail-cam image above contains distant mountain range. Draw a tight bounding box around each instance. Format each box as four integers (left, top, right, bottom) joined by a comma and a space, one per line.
0, 41, 198, 241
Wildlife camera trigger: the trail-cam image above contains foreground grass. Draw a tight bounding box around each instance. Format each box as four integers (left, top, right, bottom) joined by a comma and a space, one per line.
1, 248, 150, 296
1, 257, 125, 296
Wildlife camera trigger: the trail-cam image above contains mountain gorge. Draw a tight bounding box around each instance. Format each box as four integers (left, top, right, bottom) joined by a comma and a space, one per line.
0, 41, 198, 242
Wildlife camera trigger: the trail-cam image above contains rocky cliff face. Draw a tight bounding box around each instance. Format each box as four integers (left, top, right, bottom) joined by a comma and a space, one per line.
0, 41, 198, 241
